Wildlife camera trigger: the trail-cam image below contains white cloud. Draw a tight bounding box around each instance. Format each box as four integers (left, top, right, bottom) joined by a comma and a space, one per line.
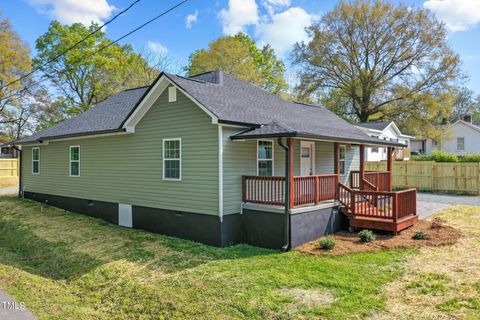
147, 41, 169, 55
262, 0, 291, 15
424, 0, 480, 31
219, 0, 259, 35
256, 7, 317, 56
185, 10, 198, 29
28, 0, 115, 25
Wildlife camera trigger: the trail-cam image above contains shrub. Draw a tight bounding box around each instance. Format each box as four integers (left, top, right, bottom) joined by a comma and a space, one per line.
318, 237, 336, 250
358, 230, 376, 243
460, 153, 480, 162
412, 231, 429, 240
412, 150, 480, 163
412, 150, 459, 162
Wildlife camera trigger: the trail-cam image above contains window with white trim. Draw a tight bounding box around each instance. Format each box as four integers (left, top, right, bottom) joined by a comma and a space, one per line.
457, 137, 465, 151
163, 139, 181, 180
32, 147, 40, 174
339, 145, 346, 175
70, 146, 80, 176
257, 140, 273, 176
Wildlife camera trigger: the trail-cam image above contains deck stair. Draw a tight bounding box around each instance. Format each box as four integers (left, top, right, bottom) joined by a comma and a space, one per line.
338, 182, 418, 234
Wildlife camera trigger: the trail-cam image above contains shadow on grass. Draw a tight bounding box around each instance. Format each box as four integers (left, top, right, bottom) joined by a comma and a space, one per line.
0, 197, 275, 280
0, 218, 102, 280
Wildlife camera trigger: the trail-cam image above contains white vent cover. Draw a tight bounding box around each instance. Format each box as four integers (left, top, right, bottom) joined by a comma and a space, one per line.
118, 204, 132, 228
168, 87, 177, 102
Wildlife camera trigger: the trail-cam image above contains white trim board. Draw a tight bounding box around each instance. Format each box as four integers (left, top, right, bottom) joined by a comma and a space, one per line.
218, 125, 224, 222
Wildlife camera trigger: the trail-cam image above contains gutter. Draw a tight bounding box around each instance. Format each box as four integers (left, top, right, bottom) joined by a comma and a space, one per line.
277, 137, 291, 251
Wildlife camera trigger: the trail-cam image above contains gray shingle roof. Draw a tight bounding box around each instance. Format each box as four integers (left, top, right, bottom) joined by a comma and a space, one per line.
13, 71, 404, 147
15, 87, 148, 143
356, 121, 393, 131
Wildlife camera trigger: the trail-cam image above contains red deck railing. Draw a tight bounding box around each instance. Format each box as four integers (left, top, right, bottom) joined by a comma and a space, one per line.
242, 174, 338, 207
350, 171, 391, 191
337, 182, 416, 221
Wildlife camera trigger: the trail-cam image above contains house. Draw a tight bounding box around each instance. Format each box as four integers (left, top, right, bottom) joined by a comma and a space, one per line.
0, 146, 18, 158
9, 71, 417, 249
356, 121, 414, 161
411, 117, 480, 155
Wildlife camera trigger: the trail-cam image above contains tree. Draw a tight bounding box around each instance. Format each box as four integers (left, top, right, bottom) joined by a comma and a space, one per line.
187, 33, 287, 93
33, 21, 165, 115
0, 12, 32, 120
448, 87, 480, 123
293, 0, 461, 125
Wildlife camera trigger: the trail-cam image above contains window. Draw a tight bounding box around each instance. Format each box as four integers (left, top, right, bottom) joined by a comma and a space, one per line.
32, 147, 40, 174
70, 146, 80, 176
339, 145, 346, 175
168, 86, 177, 102
257, 140, 273, 176
457, 137, 465, 151
371, 147, 379, 153
163, 139, 181, 180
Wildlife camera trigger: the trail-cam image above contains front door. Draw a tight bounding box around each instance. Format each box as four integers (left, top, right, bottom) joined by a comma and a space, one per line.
300, 141, 315, 176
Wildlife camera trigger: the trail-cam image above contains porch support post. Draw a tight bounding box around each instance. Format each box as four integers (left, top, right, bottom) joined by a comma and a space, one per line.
387, 146, 393, 191
359, 144, 365, 189
287, 138, 295, 208
334, 142, 340, 181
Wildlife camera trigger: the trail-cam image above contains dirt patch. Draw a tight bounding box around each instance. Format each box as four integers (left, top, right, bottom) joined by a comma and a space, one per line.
277, 288, 336, 307
297, 219, 462, 256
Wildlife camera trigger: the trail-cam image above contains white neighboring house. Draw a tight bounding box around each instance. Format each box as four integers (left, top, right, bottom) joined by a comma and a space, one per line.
356, 121, 414, 161
411, 118, 480, 155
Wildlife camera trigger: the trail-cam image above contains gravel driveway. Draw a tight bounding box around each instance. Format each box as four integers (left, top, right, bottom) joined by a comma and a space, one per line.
417, 192, 480, 219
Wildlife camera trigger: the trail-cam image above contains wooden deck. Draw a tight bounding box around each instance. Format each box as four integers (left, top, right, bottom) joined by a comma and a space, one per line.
338, 183, 417, 234
241, 171, 419, 234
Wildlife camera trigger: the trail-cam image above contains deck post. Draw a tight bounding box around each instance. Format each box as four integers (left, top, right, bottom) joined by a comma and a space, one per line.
387, 146, 393, 191
287, 138, 295, 208
334, 142, 340, 199
359, 144, 365, 190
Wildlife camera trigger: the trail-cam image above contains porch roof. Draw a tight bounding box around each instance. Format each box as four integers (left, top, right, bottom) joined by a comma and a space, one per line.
230, 121, 406, 147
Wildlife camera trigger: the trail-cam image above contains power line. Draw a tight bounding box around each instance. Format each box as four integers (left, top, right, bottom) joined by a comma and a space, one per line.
0, 0, 142, 91
0, 0, 188, 103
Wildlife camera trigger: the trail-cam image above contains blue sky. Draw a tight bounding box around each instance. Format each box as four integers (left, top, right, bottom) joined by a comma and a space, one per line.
2, 0, 480, 93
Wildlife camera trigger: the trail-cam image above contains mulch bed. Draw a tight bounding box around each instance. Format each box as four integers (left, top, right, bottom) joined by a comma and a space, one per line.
296, 218, 462, 256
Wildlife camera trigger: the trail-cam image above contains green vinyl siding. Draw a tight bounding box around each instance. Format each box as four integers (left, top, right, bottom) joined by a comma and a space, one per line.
21, 88, 219, 215
222, 127, 285, 215
222, 132, 360, 215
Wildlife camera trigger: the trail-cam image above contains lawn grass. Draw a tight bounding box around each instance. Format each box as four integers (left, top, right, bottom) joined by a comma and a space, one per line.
382, 205, 480, 319
0, 196, 412, 319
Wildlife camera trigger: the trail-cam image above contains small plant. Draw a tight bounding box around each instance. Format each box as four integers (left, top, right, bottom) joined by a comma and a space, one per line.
318, 237, 336, 250
412, 231, 429, 240
431, 217, 445, 229
358, 230, 376, 243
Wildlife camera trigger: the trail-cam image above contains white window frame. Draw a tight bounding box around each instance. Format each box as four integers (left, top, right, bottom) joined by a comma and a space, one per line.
457, 137, 465, 151
339, 145, 346, 175
163, 138, 182, 181
168, 86, 177, 102
256, 139, 274, 176
69, 146, 80, 177
32, 147, 40, 175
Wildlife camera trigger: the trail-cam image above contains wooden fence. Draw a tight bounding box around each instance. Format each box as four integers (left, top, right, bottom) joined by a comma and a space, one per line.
365, 161, 480, 195
0, 158, 19, 177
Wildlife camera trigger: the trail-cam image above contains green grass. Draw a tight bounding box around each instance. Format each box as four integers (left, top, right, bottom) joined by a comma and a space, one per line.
0, 196, 411, 319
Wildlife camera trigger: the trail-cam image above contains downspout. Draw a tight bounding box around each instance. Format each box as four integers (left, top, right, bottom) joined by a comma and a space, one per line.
12, 146, 22, 198
277, 137, 291, 251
